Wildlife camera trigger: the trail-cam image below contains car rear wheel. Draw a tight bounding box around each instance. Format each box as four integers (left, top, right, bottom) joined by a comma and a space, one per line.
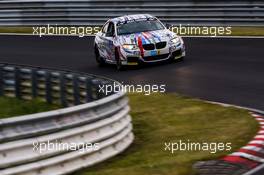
94, 45, 105, 67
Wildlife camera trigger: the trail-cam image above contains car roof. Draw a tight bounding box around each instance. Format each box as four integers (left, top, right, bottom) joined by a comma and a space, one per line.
111, 14, 155, 24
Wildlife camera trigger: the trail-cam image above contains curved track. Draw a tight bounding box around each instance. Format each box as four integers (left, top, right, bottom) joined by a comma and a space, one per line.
0, 35, 263, 110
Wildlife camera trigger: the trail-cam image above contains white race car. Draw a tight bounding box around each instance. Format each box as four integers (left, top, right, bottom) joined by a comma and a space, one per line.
94, 14, 185, 70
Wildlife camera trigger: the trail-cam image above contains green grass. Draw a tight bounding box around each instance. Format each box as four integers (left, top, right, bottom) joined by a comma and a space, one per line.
72, 93, 259, 175
231, 26, 264, 36
0, 26, 263, 36
0, 27, 33, 34
0, 97, 60, 119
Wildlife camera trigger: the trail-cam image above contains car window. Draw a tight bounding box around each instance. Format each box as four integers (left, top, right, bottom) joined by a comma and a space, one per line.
106, 22, 115, 37
117, 19, 165, 35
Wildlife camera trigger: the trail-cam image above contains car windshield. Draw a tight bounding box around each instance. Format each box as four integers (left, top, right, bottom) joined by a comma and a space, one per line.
117, 19, 165, 35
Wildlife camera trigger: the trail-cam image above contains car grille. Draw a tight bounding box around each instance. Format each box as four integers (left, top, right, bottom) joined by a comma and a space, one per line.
156, 42, 167, 49
143, 53, 170, 61
142, 42, 167, 50
142, 44, 155, 50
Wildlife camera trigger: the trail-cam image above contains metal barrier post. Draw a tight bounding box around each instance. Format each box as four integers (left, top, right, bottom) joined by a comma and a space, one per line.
14, 67, 21, 99
31, 68, 37, 98
0, 64, 3, 96
73, 74, 80, 105
85, 78, 94, 102
45, 71, 52, 103
59, 73, 67, 107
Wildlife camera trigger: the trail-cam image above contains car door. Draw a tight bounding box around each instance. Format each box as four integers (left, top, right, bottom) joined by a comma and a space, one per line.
102, 22, 115, 61
96, 22, 109, 59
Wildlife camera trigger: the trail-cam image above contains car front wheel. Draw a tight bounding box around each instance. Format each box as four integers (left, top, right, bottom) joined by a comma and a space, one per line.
94, 45, 105, 67
115, 49, 125, 71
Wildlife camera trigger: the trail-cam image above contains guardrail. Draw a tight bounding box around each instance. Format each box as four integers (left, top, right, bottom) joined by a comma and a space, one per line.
0, 0, 263, 26
0, 63, 134, 175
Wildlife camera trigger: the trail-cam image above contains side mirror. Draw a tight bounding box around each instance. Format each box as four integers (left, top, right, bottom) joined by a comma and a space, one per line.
165, 23, 172, 29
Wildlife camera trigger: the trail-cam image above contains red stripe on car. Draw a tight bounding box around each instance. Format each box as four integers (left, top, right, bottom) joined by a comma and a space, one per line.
138, 36, 144, 58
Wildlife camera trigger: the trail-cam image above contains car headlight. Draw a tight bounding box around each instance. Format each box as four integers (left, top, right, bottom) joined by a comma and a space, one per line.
122, 44, 138, 50
171, 37, 180, 44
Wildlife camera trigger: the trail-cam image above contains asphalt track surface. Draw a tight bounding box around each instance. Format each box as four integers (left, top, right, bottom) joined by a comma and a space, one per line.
0, 35, 263, 111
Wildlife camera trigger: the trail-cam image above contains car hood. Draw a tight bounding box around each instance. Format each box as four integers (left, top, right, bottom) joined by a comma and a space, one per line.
117, 29, 176, 45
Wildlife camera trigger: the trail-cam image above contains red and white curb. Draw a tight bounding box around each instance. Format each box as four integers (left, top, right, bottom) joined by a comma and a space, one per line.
221, 113, 264, 173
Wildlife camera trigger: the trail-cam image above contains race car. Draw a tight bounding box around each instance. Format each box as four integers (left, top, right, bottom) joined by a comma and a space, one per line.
94, 14, 185, 70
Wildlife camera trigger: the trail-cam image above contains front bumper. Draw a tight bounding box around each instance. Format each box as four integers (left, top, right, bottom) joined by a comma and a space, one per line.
120, 43, 185, 65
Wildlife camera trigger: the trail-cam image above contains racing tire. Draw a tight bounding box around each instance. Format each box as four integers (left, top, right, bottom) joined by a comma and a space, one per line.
94, 45, 106, 67
115, 49, 125, 71
170, 56, 185, 63
178, 56, 185, 62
